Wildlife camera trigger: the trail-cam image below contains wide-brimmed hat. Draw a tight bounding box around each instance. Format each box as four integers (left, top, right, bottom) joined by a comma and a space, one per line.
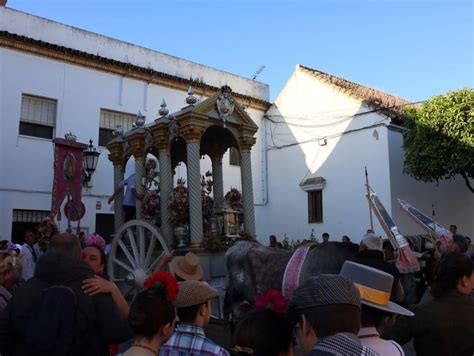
171, 252, 203, 281
289, 275, 361, 310
361, 233, 383, 251
340, 261, 413, 316
174, 280, 217, 308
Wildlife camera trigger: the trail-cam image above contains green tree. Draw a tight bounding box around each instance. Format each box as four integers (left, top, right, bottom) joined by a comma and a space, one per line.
403, 88, 474, 192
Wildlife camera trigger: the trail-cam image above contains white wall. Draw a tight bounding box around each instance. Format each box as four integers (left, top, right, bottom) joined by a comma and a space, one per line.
0, 45, 266, 241
388, 129, 474, 237
0, 7, 269, 101
257, 67, 393, 244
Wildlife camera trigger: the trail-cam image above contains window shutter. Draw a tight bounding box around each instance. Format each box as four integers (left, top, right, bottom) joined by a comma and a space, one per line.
100, 109, 135, 131
20, 95, 57, 127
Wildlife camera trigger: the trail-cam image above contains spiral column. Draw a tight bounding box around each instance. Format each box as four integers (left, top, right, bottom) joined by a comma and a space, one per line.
125, 126, 147, 221
107, 139, 125, 232
159, 150, 173, 246
181, 124, 206, 248
134, 157, 145, 219
113, 164, 125, 231
240, 152, 256, 236
211, 154, 224, 210
186, 142, 203, 248
240, 137, 257, 237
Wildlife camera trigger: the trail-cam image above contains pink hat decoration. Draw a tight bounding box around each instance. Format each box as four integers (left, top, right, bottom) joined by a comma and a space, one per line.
85, 233, 106, 251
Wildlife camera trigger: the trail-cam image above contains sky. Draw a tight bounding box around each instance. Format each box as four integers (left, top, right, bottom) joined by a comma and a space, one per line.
6, 0, 473, 102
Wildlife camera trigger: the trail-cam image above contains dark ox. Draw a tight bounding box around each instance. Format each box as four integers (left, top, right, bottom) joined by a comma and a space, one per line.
224, 240, 359, 321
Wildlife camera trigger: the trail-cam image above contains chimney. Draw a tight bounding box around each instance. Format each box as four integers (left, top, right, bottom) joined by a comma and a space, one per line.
0, 0, 7, 6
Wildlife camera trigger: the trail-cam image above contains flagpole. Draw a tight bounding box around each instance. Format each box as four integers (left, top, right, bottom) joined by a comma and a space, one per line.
66, 192, 72, 232
365, 166, 374, 232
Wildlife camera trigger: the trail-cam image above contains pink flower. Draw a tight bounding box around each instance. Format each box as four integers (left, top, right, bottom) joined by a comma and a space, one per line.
85, 233, 106, 251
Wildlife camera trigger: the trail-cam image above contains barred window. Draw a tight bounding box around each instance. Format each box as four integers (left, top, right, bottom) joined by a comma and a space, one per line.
99, 109, 136, 146
12, 209, 50, 223
308, 190, 323, 223
19, 94, 57, 139
11, 209, 50, 243
229, 147, 240, 166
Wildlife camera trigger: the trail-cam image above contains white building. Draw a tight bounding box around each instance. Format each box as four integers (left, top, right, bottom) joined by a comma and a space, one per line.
1, 7, 472, 244
262, 65, 473, 241
0, 7, 268, 242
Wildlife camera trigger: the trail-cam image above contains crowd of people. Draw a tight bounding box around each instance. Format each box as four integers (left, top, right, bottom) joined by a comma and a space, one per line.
0, 225, 472, 356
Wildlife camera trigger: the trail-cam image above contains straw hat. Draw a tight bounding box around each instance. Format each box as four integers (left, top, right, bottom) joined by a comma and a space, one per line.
340, 261, 413, 316
174, 280, 217, 308
171, 252, 204, 281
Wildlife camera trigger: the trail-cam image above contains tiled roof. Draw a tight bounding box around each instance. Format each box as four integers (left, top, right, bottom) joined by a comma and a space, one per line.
0, 31, 271, 110
298, 64, 411, 123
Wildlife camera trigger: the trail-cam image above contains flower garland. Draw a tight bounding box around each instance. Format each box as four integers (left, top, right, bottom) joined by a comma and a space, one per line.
202, 195, 214, 217
38, 214, 59, 239
144, 271, 179, 302
225, 188, 243, 210
168, 179, 189, 225
85, 233, 106, 251
255, 289, 288, 315
143, 190, 160, 221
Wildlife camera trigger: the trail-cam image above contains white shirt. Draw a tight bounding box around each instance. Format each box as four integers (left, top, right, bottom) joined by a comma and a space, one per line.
20, 243, 42, 281
359, 327, 404, 356
119, 174, 136, 207
104, 243, 112, 256
0, 286, 12, 314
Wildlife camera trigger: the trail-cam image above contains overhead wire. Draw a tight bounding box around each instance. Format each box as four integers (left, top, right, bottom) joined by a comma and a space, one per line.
264, 100, 424, 150
265, 100, 424, 128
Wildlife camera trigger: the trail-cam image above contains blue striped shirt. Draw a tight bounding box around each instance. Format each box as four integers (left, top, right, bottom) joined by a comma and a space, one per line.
309, 332, 379, 356
160, 324, 229, 356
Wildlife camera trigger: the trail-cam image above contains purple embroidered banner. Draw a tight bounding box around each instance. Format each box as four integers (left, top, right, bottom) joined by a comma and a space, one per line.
282, 246, 311, 300
51, 138, 87, 216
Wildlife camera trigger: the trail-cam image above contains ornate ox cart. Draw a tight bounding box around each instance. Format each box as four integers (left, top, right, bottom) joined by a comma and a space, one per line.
106, 86, 260, 300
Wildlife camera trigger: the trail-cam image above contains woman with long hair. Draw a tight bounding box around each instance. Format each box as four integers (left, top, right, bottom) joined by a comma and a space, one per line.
383, 252, 474, 355
122, 271, 178, 355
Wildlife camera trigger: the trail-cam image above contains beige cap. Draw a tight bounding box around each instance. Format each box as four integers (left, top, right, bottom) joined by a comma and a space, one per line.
174, 280, 217, 308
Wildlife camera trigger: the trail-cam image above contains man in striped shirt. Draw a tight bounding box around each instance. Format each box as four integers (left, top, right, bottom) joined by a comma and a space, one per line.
289, 275, 378, 356
160, 281, 229, 356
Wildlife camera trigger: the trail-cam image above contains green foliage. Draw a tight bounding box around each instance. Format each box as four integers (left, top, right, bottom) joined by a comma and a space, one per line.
403, 88, 474, 192
309, 229, 319, 243
239, 231, 256, 241
281, 235, 291, 250
281, 235, 305, 250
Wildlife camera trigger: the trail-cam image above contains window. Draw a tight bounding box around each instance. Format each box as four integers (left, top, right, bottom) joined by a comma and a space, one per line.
19, 94, 57, 139
229, 147, 240, 166
99, 109, 136, 146
308, 190, 323, 223
95, 213, 114, 239
11, 209, 50, 243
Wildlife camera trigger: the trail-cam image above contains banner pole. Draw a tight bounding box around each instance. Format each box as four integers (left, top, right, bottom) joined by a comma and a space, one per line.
66, 192, 72, 232
365, 167, 374, 232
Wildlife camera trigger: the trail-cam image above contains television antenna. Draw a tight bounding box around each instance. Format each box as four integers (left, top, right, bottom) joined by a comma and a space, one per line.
252, 65, 266, 80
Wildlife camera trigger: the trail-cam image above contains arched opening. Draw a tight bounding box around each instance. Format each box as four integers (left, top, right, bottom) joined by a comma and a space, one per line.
200, 125, 239, 157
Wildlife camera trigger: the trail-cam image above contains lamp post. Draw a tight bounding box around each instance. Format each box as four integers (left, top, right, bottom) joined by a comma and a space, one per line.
83, 139, 100, 187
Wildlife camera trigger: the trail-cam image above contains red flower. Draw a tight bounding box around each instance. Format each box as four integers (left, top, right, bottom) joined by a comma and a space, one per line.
144, 271, 179, 302
255, 289, 288, 315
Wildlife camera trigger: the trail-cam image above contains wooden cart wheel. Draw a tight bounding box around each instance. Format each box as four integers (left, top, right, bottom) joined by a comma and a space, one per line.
108, 219, 170, 301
